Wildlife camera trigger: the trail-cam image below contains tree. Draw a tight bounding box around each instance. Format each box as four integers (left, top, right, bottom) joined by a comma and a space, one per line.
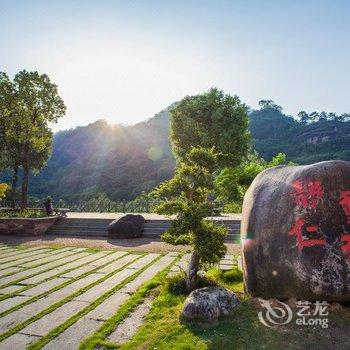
309, 111, 319, 123
215, 152, 292, 210
258, 100, 283, 112
297, 111, 310, 124
171, 88, 250, 167
153, 88, 250, 290
0, 70, 66, 209
152, 147, 227, 290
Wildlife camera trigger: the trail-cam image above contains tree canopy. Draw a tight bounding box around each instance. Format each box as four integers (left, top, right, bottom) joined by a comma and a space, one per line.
171, 88, 250, 167
0, 70, 65, 208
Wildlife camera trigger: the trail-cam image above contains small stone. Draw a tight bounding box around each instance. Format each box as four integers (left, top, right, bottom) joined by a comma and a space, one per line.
181, 286, 240, 323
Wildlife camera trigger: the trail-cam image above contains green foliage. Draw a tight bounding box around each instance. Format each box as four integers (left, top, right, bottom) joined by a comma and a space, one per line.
0, 183, 9, 200
0, 70, 66, 208
153, 89, 251, 288
215, 152, 291, 210
0, 209, 46, 218
166, 272, 218, 296
153, 147, 226, 261
170, 88, 250, 167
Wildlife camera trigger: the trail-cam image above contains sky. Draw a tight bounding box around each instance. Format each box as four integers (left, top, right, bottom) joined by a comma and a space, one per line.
1, 0, 349, 131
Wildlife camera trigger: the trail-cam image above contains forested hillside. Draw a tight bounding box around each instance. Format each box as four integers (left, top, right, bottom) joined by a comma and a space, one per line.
2, 104, 349, 203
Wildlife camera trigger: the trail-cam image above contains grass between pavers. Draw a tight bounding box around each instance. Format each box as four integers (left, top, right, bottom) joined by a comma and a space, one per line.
26, 253, 165, 350
0, 250, 131, 311
115, 271, 350, 350
78, 255, 180, 350
0, 252, 148, 343
0, 249, 92, 290
81, 266, 350, 350
0, 248, 79, 277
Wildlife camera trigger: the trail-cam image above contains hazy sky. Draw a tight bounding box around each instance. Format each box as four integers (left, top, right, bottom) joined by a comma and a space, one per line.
1, 0, 349, 131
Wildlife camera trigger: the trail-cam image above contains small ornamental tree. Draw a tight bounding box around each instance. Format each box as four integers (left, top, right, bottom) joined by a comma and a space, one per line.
152, 147, 227, 290
152, 88, 250, 290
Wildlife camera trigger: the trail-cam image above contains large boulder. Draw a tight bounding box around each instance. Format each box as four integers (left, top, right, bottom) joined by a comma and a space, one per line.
108, 214, 145, 239
241, 160, 350, 301
181, 286, 240, 323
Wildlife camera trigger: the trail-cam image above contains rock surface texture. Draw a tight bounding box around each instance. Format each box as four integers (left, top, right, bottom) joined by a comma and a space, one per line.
108, 214, 145, 238
241, 160, 350, 301
181, 286, 240, 323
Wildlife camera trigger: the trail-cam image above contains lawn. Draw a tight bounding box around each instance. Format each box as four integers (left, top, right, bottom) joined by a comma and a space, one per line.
80, 266, 350, 350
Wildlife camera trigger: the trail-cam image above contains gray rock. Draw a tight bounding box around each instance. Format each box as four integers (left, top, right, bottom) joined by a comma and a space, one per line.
241, 160, 350, 301
181, 286, 240, 323
108, 214, 145, 238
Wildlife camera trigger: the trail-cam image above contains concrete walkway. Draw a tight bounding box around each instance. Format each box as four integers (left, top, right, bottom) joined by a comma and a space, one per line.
0, 244, 178, 349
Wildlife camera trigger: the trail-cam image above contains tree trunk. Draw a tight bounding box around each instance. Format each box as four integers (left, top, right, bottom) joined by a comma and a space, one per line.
10, 166, 18, 208
186, 251, 200, 291
21, 145, 30, 210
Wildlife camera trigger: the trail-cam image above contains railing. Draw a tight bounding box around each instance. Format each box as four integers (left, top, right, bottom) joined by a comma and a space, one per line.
0, 196, 160, 213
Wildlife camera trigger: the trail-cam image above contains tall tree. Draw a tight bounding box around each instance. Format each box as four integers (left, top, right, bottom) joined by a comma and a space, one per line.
0, 70, 66, 209
297, 111, 310, 124
153, 88, 250, 290
171, 88, 250, 167
258, 100, 283, 112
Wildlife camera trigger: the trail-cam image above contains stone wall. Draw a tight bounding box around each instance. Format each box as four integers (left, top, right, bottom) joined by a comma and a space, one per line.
0, 217, 58, 236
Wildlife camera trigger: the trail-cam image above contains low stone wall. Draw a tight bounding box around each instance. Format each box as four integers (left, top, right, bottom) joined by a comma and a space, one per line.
0, 217, 58, 236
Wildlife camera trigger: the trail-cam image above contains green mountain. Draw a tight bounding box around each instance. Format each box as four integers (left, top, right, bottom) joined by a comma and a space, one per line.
2, 105, 350, 203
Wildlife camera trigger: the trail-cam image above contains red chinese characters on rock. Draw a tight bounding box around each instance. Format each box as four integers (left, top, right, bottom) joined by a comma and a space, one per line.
291, 180, 324, 209
340, 190, 350, 260
340, 190, 350, 222
289, 181, 350, 261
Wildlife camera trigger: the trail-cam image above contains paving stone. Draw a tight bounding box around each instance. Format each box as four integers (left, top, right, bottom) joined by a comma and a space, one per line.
10, 256, 144, 347
0, 255, 139, 333
0, 295, 30, 313
0, 284, 25, 295
41, 317, 102, 350
125, 253, 159, 270
0, 248, 45, 261
89, 254, 176, 321
0, 266, 24, 276
60, 251, 126, 278
70, 247, 88, 252
0, 248, 52, 265
20, 249, 79, 268
108, 297, 153, 344
121, 253, 176, 294
86, 291, 130, 322
20, 300, 90, 337
0, 251, 90, 286
0, 251, 56, 270
20, 277, 68, 297
169, 253, 190, 276
40, 253, 176, 349
19, 251, 107, 284
73, 255, 143, 303
0, 332, 40, 350
87, 251, 126, 267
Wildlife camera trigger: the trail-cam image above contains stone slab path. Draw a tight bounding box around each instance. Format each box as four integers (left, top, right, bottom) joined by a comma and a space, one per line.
0, 244, 177, 349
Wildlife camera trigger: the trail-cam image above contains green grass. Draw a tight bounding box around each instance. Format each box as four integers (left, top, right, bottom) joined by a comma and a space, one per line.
81, 266, 350, 350
79, 256, 179, 350
27, 254, 164, 350
0, 252, 148, 343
